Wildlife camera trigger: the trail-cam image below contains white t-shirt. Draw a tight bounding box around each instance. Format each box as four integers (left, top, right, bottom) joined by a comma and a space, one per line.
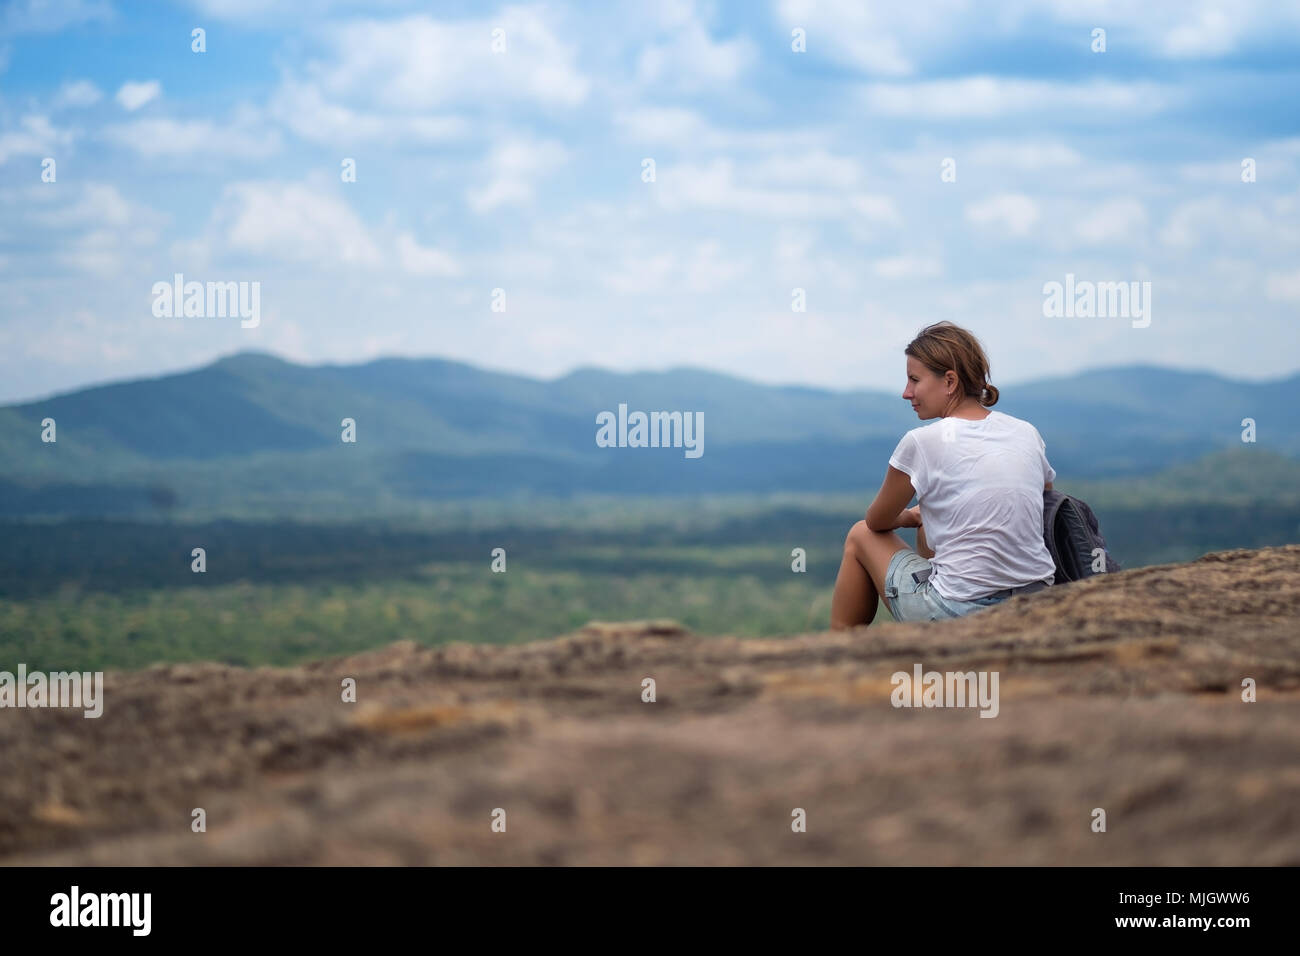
888, 410, 1058, 601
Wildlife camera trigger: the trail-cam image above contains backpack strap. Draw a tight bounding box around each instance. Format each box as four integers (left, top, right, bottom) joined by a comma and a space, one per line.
1042, 490, 1068, 583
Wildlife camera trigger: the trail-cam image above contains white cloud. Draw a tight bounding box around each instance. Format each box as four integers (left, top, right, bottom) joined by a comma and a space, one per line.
54, 79, 102, 108
183, 180, 475, 277
28, 182, 136, 228
10, 182, 167, 275
115, 80, 161, 111
772, 0, 1300, 76
766, 226, 858, 292
965, 139, 1083, 171
1158, 196, 1299, 248
1, 0, 112, 34
259, 316, 312, 363
612, 106, 825, 153
965, 193, 1039, 237
18, 309, 133, 365
186, 0, 403, 23
774, 228, 815, 265
214, 181, 382, 265
1039, 0, 1300, 60
1176, 158, 1253, 184
467, 138, 569, 213
597, 239, 746, 296
683, 239, 748, 292
396, 232, 462, 277
861, 77, 1174, 118
639, 0, 704, 31
103, 112, 281, 159
1265, 269, 1300, 302
1161, 6, 1237, 57
1074, 198, 1148, 244
636, 16, 756, 92
750, 150, 863, 190
297, 9, 589, 112
61, 228, 141, 276
264, 8, 587, 147
876, 139, 1086, 181
603, 250, 677, 295
773, 0, 1261, 76
614, 106, 710, 145
656, 158, 900, 224
269, 79, 466, 145
0, 114, 72, 163
485, 248, 556, 281
847, 194, 901, 225
1178, 139, 1300, 185
5, 0, 1300, 400
872, 255, 942, 279
774, 0, 960, 76
1157, 208, 1201, 246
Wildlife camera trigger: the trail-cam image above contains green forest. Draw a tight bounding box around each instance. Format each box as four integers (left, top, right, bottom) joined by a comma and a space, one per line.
4, 481, 1298, 672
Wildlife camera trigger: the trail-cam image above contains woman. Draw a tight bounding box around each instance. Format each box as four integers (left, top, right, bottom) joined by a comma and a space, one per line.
830, 321, 1058, 629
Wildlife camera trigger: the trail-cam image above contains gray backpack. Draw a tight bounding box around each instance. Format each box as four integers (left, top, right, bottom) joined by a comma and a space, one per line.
1043, 490, 1122, 583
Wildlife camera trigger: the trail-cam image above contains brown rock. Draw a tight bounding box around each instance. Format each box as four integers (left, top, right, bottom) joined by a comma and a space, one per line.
3, 545, 1299, 865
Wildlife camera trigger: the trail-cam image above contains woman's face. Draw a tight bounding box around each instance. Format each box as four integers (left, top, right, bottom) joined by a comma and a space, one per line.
903, 356, 951, 420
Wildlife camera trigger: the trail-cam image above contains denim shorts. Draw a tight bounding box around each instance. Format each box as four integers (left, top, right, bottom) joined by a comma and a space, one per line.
882, 549, 1008, 622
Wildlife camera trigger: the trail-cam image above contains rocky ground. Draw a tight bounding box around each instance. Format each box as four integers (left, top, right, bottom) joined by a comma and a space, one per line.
4, 544, 1299, 865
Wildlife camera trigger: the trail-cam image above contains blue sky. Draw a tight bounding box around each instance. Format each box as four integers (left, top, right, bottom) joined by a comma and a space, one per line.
1, 0, 1299, 403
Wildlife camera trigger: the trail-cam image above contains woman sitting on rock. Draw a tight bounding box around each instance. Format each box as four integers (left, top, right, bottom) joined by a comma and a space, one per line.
830, 321, 1058, 628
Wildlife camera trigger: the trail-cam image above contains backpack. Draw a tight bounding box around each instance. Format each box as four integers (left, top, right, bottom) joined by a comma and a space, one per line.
1042, 490, 1122, 583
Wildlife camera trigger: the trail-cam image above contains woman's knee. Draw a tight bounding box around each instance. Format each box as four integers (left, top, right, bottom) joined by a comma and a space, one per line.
844, 519, 870, 553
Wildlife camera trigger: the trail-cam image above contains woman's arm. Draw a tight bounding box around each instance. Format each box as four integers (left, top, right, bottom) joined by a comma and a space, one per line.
901, 505, 935, 558
865, 466, 919, 532
916, 520, 935, 559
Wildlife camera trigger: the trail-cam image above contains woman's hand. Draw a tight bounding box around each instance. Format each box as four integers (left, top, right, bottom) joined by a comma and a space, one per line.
895, 505, 923, 529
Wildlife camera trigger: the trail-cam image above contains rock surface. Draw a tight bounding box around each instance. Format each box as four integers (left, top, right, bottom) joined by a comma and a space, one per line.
4, 545, 1300, 865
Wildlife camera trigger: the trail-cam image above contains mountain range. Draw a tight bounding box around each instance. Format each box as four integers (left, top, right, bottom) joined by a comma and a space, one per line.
1, 352, 1297, 517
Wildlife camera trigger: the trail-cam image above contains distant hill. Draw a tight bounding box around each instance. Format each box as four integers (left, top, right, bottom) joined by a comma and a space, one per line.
0, 352, 1296, 517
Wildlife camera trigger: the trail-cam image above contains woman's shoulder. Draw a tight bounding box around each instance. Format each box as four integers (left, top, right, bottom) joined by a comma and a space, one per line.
988, 409, 1030, 429
988, 411, 1048, 446
904, 410, 1035, 440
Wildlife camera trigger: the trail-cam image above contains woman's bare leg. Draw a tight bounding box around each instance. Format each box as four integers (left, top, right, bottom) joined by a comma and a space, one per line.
831, 543, 878, 629
830, 520, 911, 630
